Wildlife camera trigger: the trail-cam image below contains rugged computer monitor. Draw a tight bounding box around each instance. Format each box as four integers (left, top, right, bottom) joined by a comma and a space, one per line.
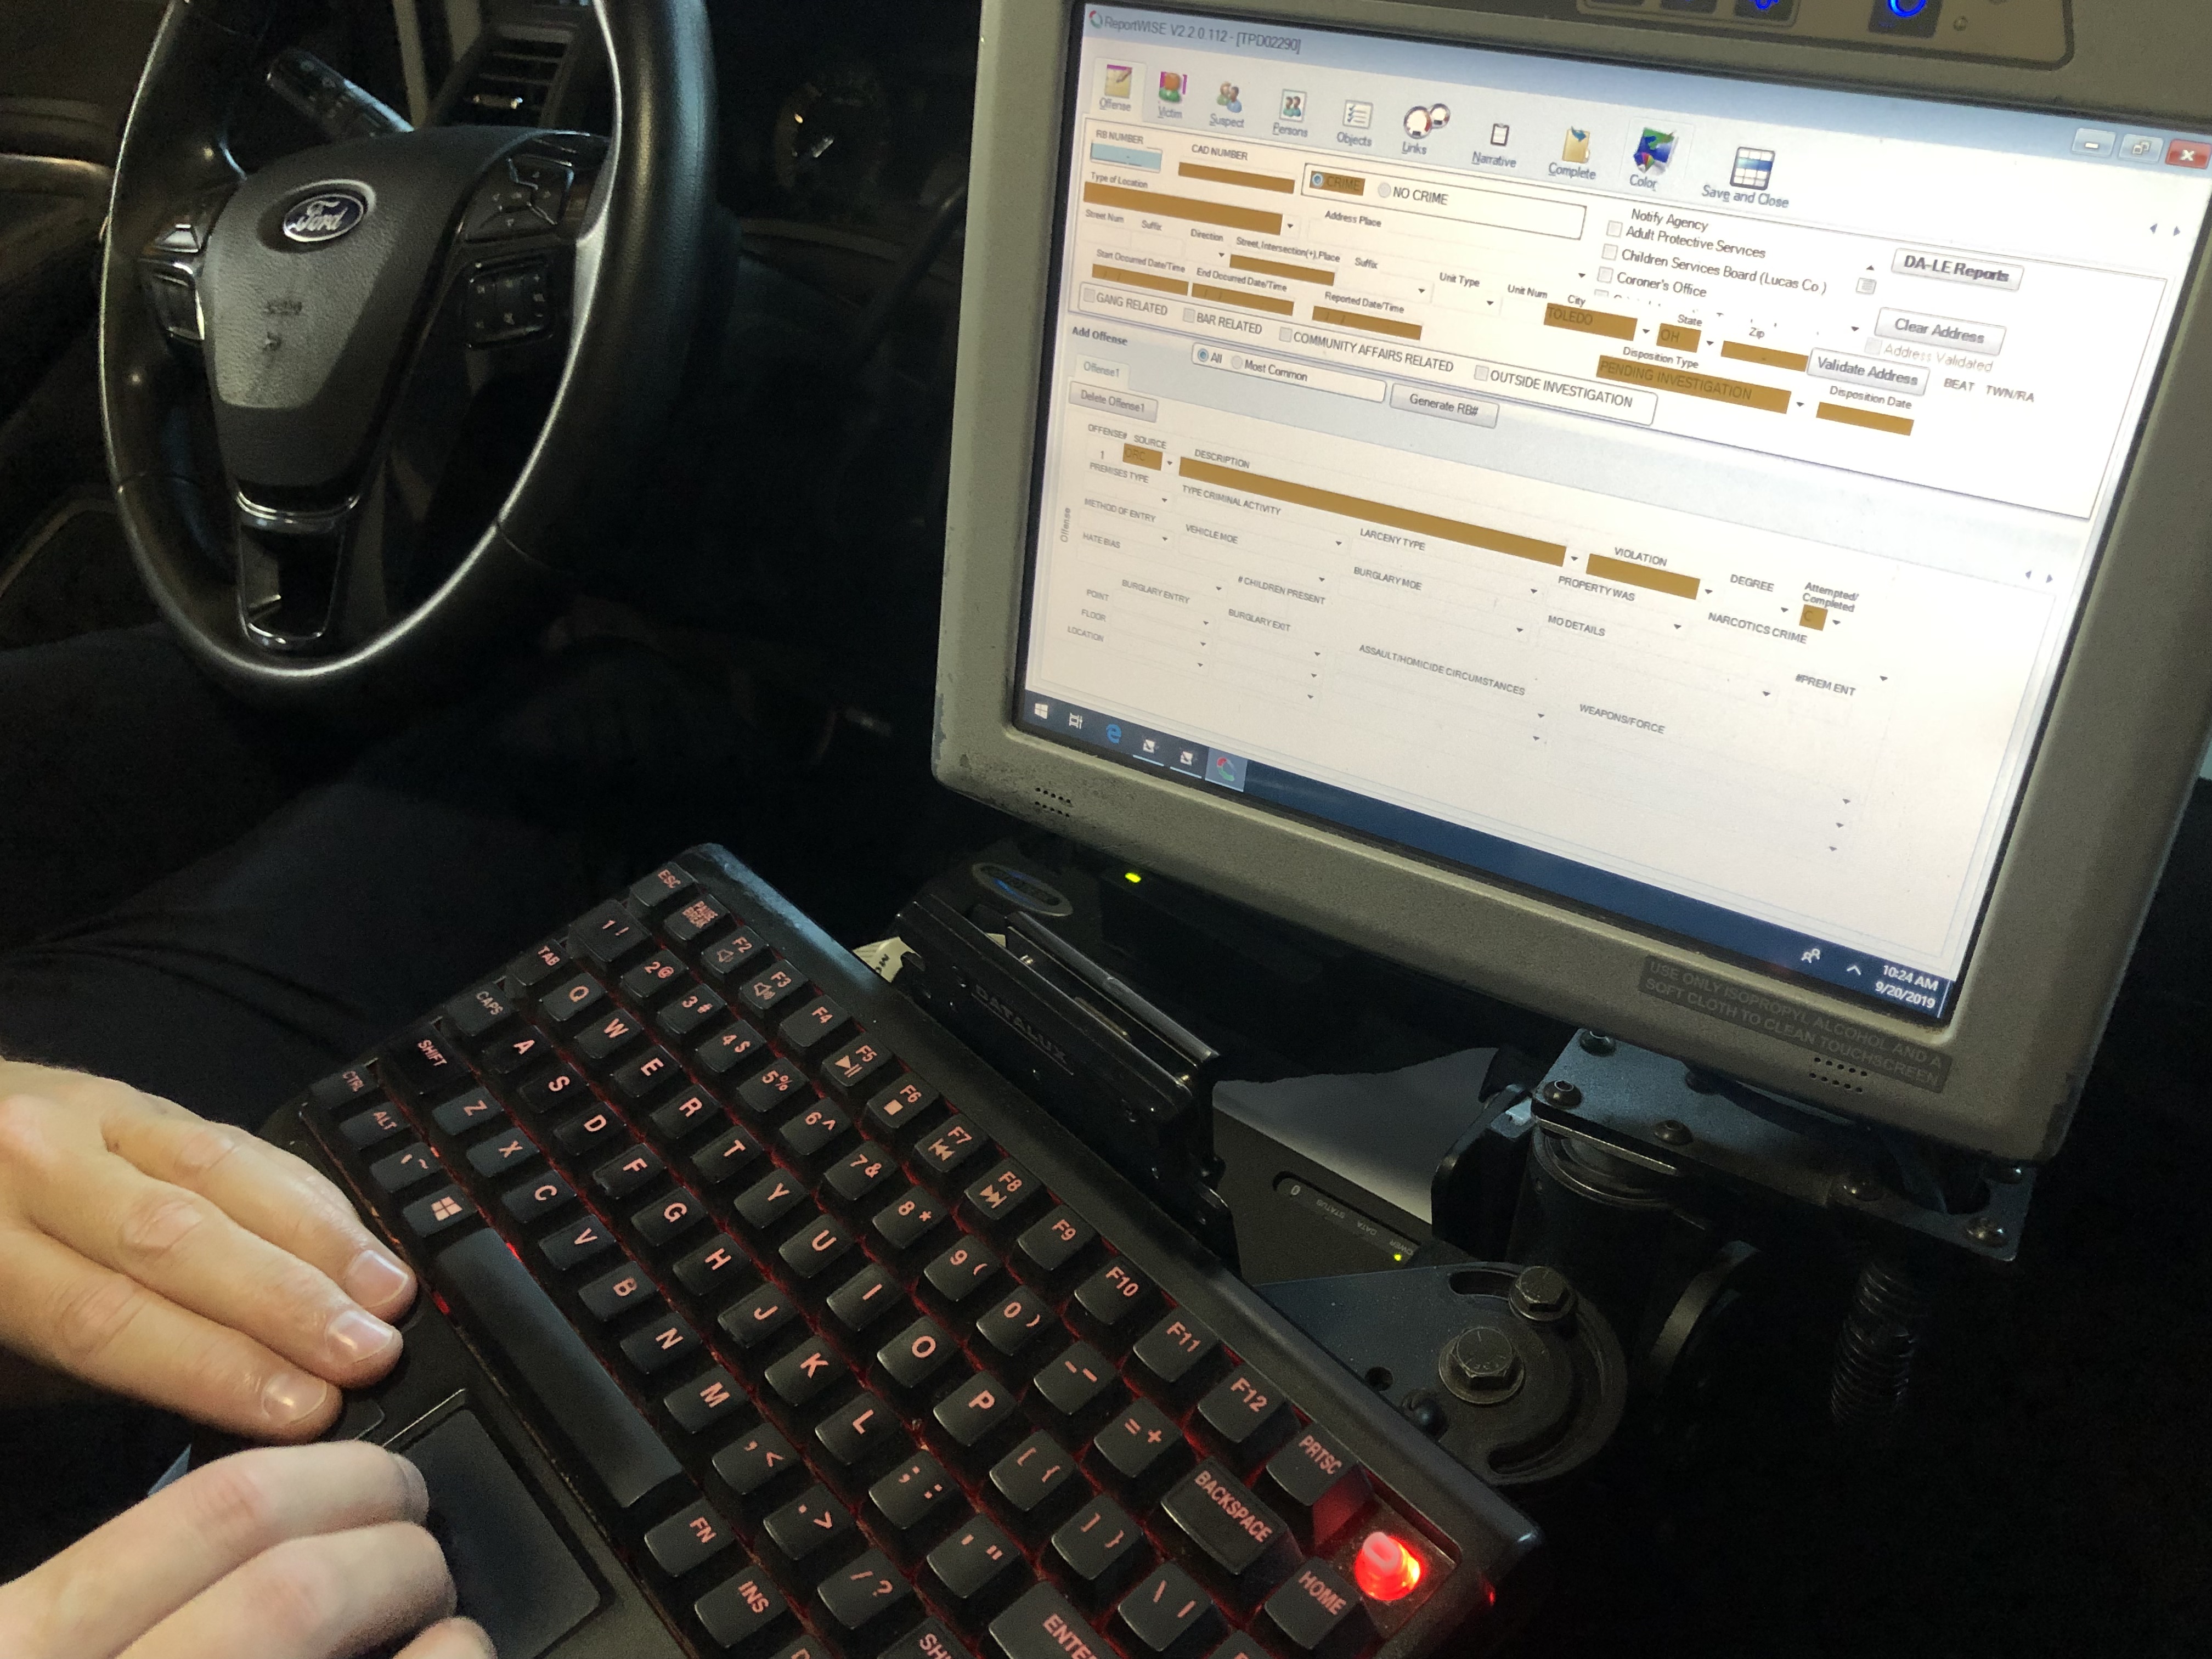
936, 0, 2212, 1161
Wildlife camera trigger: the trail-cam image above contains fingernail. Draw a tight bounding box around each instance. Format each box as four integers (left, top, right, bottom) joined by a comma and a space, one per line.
394, 1453, 430, 1521
261, 1368, 334, 1426
344, 1246, 414, 1307
326, 1306, 400, 1365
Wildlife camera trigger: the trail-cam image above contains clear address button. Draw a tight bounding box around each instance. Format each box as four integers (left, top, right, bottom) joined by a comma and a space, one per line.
1387, 383, 1500, 427
1875, 307, 2006, 356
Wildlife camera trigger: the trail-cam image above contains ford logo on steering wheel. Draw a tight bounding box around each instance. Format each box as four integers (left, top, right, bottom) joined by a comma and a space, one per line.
280, 188, 369, 245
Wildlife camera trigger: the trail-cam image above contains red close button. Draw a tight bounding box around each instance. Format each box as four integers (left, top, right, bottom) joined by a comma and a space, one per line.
2168, 138, 2209, 169
1352, 1531, 1424, 1601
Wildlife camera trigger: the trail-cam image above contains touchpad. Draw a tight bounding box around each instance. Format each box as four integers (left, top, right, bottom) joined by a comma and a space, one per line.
403, 1409, 602, 1659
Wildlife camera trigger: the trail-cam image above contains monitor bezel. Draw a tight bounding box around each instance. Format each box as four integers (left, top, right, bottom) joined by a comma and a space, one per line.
937, 0, 2212, 1160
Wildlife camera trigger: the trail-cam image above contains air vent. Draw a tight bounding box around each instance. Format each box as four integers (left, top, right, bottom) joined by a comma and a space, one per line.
457, 37, 565, 125
1031, 786, 1075, 822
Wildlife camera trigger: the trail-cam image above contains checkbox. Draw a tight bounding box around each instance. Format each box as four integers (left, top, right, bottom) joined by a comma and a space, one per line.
1607, 220, 1624, 236
1603, 244, 1618, 259
1598, 268, 1613, 283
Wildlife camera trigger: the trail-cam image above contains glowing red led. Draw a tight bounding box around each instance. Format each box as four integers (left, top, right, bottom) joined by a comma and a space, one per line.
1353, 1531, 1424, 1601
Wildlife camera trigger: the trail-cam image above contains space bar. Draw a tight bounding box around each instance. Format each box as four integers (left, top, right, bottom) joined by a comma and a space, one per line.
436, 1228, 681, 1512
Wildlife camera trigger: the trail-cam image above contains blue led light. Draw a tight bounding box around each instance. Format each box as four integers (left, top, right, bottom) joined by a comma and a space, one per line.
1887, 0, 1931, 15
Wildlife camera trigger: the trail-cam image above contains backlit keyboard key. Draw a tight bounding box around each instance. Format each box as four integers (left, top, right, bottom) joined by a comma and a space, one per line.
695, 1020, 769, 1079
504, 1170, 577, 1224
696, 928, 771, 983
465, 1131, 539, 1180
817, 1548, 914, 1644
647, 1498, 735, 1578
339, 1103, 409, 1149
652, 1086, 726, 1145
402, 1185, 478, 1240
1013, 1206, 1097, 1290
692, 1124, 769, 1189
575, 899, 651, 970
1049, 1495, 1150, 1610
1256, 1559, 1370, 1658
664, 892, 732, 946
540, 1215, 618, 1273
864, 1076, 941, 1145
592, 1142, 665, 1199
1156, 1462, 1295, 1601
673, 1234, 752, 1300
432, 1087, 505, 1137
627, 863, 694, 914
575, 1008, 647, 1065
825, 1262, 904, 1341
1070, 1261, 1159, 1353
370, 1141, 441, 1194
665, 1368, 747, 1436
658, 982, 730, 1041
778, 996, 853, 1059
1111, 1562, 1223, 1659
987, 1585, 1110, 1659
621, 1312, 702, 1376
541, 973, 608, 1030
1194, 1367, 1294, 1469
693, 1561, 794, 1655
868, 1454, 963, 1560
634, 1187, 710, 1251
580, 1260, 659, 1324
735, 960, 810, 1019
1087, 1400, 1193, 1502
622, 952, 687, 1005
822, 1036, 897, 1102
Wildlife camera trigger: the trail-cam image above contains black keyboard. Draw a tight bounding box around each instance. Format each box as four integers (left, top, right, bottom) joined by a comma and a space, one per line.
272, 847, 1541, 1659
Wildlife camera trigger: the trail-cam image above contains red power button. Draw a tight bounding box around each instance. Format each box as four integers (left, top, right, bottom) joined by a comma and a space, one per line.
2168, 138, 2209, 169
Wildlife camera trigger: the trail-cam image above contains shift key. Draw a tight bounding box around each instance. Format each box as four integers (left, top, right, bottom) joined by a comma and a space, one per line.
437, 1228, 684, 1514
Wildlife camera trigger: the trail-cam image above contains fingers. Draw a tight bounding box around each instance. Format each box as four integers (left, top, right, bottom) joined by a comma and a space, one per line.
125, 1521, 455, 1659
4, 1444, 424, 1659
102, 1104, 417, 1322
14, 1139, 403, 1392
0, 1226, 342, 1437
394, 1618, 498, 1659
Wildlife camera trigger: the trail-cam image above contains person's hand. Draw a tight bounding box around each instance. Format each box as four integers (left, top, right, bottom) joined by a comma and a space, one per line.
0, 1441, 492, 1659
0, 1062, 416, 1438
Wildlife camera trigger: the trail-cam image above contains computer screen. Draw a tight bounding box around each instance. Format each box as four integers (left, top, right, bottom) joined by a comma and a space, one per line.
1009, 4, 2212, 1024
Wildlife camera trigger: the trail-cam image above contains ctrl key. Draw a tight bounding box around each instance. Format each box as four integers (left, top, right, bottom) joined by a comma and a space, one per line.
695, 1561, 796, 1656
988, 1584, 1115, 1659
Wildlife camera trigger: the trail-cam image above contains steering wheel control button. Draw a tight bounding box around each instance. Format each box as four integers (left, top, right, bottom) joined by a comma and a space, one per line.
466, 261, 553, 346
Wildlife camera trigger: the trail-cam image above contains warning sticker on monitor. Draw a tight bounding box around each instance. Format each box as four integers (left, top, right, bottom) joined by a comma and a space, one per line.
1639, 958, 1952, 1092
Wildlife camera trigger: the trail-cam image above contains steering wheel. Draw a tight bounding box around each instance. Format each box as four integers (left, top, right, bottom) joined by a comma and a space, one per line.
100, 0, 713, 712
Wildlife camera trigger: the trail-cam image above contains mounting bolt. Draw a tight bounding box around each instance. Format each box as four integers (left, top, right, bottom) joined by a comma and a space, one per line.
1989, 1164, 2026, 1186
1835, 1171, 1878, 1204
1964, 1216, 2009, 1249
1442, 1326, 1525, 1405
1578, 1031, 1617, 1057
1509, 1265, 1576, 1323
1683, 1068, 1723, 1094
1541, 1079, 1583, 1109
1651, 1119, 1692, 1147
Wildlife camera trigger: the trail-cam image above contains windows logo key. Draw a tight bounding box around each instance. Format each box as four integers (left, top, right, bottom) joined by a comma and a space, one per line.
1634, 128, 1678, 173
